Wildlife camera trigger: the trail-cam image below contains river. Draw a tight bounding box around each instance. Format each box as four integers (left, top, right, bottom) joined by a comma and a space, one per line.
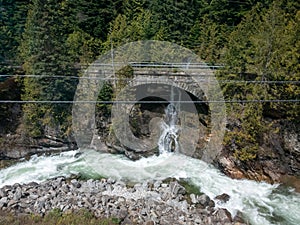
0, 149, 299, 225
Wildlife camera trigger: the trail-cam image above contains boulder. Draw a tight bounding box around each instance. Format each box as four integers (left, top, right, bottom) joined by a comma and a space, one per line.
215, 193, 230, 204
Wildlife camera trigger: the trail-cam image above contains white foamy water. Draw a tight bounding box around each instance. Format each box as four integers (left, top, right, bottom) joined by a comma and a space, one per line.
0, 151, 88, 187
158, 104, 180, 154
0, 149, 299, 225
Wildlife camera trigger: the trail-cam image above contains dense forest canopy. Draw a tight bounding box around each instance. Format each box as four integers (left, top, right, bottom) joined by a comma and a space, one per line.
0, 0, 299, 160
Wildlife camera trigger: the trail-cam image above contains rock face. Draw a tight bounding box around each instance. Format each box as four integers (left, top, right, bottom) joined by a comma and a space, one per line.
218, 120, 300, 190
0, 78, 77, 161
98, 101, 210, 161
0, 133, 77, 160
0, 177, 245, 225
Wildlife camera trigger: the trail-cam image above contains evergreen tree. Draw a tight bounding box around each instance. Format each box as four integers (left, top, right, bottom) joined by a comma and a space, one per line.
123, 0, 147, 20
20, 0, 77, 137
148, 0, 201, 45
66, 29, 102, 66
220, 0, 299, 160
75, 0, 123, 40
189, 16, 229, 63
0, 0, 28, 74
105, 9, 153, 49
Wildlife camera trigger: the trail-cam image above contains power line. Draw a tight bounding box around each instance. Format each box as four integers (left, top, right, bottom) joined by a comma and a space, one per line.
0, 100, 299, 104
1, 74, 299, 84
0, 74, 80, 79
218, 80, 300, 84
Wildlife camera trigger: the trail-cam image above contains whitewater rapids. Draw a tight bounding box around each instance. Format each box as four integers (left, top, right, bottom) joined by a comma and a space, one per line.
0, 149, 299, 225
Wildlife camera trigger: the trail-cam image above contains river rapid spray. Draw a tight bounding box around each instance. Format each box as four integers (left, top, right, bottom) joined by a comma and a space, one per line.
0, 149, 299, 225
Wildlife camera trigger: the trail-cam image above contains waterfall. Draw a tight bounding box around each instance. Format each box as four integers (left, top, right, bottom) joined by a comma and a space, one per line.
158, 104, 179, 154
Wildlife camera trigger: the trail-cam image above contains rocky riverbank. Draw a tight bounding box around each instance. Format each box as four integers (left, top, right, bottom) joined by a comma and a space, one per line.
217, 120, 300, 191
0, 177, 245, 225
0, 133, 77, 160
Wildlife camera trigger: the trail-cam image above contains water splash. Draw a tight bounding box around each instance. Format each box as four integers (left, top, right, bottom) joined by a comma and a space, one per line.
0, 151, 88, 187
158, 104, 180, 153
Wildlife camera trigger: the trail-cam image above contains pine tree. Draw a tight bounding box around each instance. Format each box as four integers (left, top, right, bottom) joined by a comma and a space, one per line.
75, 0, 122, 40
0, 0, 29, 74
220, 0, 300, 160
148, 0, 201, 45
20, 0, 77, 137
189, 16, 229, 63
105, 9, 154, 49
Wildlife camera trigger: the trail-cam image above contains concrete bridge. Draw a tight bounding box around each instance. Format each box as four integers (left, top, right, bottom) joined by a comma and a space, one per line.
85, 62, 223, 103
128, 62, 221, 102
